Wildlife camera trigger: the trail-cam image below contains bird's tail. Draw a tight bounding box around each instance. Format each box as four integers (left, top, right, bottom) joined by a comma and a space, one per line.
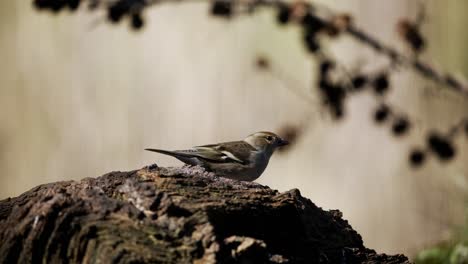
144, 148, 192, 159
145, 148, 201, 166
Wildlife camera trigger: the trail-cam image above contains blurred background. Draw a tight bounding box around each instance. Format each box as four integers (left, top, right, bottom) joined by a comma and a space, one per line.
1, 0, 467, 260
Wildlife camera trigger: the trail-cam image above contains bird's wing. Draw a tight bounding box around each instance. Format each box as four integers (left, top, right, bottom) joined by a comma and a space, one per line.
196, 141, 256, 164
146, 147, 231, 164
170, 147, 227, 163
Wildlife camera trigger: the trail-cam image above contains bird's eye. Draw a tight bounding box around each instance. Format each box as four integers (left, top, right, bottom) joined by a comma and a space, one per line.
266, 136, 274, 141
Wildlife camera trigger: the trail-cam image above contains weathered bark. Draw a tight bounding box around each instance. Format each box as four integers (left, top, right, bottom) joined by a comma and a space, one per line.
0, 165, 409, 263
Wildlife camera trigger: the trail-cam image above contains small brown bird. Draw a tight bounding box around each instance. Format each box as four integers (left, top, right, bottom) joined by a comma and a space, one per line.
145, 132, 289, 181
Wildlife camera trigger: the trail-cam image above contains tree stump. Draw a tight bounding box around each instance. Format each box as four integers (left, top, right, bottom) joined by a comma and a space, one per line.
0, 165, 409, 263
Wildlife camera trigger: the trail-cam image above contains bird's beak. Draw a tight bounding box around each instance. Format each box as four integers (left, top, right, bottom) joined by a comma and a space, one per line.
277, 139, 289, 147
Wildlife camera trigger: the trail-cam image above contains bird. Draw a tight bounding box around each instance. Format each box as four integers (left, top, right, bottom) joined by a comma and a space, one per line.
145, 131, 289, 181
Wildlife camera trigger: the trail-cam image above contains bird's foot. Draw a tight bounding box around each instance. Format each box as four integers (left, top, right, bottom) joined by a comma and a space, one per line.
145, 163, 159, 171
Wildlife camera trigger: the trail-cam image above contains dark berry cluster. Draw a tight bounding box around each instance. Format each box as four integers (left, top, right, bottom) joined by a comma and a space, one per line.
276, 3, 290, 25
374, 104, 390, 123
317, 60, 346, 119
427, 133, 455, 160
372, 73, 390, 95
397, 19, 425, 54
409, 149, 425, 167
211, 0, 232, 18
107, 0, 145, 30
33, 0, 145, 30
347, 68, 413, 137
409, 134, 454, 168
275, 3, 349, 54
34, 0, 80, 12
392, 117, 410, 136
372, 104, 410, 136
351, 75, 367, 91
349, 71, 392, 95
409, 119, 467, 167
317, 58, 408, 136
301, 13, 327, 53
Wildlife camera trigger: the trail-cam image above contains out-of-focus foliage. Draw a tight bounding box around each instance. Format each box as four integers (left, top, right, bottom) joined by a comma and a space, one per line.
416, 224, 468, 264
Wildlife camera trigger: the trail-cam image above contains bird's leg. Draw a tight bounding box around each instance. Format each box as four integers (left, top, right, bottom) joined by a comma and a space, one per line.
145, 163, 159, 171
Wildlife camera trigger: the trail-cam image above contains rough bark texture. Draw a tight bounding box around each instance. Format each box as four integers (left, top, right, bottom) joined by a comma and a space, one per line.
0, 165, 410, 263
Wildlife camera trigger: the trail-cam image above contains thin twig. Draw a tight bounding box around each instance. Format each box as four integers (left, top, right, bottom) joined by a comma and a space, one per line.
347, 26, 468, 97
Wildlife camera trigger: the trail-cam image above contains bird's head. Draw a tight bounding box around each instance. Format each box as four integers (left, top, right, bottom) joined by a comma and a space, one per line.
244, 131, 289, 154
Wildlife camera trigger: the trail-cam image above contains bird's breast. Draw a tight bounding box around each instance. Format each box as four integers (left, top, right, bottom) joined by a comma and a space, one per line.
206, 151, 270, 182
